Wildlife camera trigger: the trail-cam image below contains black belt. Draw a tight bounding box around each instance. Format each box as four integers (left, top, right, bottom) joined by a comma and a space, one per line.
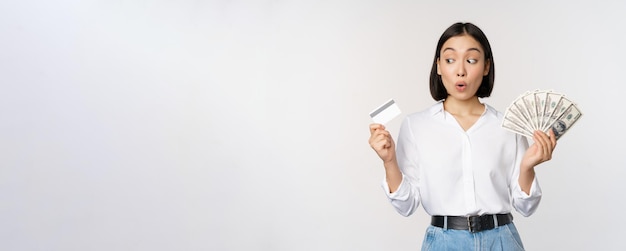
431, 213, 513, 233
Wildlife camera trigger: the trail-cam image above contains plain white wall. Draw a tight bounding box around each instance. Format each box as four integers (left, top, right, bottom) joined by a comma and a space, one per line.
1, 0, 624, 250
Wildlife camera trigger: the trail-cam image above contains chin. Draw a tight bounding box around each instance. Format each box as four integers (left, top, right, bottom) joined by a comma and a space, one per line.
448, 93, 477, 101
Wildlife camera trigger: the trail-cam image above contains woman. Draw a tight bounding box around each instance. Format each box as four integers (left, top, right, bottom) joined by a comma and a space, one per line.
368, 22, 557, 251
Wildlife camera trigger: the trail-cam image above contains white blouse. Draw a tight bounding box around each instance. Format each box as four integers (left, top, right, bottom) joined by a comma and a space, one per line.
382, 101, 542, 217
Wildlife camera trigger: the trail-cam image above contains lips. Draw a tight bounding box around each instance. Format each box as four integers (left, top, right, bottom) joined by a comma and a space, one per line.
455, 81, 467, 92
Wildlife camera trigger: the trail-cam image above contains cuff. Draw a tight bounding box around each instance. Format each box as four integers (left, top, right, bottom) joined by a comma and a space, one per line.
380, 175, 410, 201
515, 176, 542, 199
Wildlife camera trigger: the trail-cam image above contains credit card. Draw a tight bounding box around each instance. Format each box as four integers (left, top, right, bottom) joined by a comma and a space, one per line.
369, 99, 401, 124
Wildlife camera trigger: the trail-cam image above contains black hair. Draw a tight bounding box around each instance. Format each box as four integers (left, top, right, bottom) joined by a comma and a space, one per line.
429, 22, 495, 101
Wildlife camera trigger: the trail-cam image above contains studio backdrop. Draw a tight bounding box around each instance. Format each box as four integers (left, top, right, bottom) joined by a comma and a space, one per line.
1, 1, 624, 250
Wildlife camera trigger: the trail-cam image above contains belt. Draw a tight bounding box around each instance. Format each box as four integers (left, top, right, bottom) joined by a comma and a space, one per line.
431, 213, 513, 233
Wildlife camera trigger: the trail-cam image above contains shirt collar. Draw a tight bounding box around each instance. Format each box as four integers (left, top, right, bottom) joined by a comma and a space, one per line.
429, 100, 498, 119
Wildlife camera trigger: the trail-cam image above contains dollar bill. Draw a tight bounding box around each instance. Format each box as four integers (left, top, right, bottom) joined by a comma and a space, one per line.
540, 92, 563, 132
521, 92, 539, 131
534, 90, 548, 132
502, 89, 581, 140
548, 103, 582, 139
543, 95, 572, 133
502, 115, 533, 138
505, 102, 535, 135
510, 92, 535, 130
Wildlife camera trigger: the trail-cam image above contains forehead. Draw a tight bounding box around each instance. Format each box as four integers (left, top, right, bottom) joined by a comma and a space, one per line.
441, 34, 484, 53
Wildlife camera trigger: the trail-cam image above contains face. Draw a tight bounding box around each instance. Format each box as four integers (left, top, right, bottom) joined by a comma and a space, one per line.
555, 121, 566, 132
437, 34, 490, 101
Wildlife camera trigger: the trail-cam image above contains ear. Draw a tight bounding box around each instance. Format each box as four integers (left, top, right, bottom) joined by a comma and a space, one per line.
483, 59, 491, 76
436, 58, 441, 75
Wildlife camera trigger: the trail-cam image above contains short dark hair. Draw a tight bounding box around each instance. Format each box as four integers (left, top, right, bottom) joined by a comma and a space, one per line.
429, 22, 495, 101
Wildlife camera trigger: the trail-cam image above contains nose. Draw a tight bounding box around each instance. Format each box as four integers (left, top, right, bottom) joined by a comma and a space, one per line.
456, 63, 466, 77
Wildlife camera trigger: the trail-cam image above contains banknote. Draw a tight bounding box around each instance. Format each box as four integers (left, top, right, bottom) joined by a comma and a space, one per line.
543, 95, 573, 133
502, 89, 582, 140
502, 115, 533, 138
534, 90, 548, 131
510, 93, 535, 132
549, 103, 582, 140
504, 102, 534, 136
521, 92, 539, 131
540, 92, 563, 132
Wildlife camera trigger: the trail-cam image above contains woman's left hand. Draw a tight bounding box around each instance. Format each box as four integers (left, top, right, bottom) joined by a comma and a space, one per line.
521, 129, 557, 170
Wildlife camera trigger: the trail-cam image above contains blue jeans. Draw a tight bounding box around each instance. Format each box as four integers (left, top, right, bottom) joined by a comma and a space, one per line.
421, 223, 525, 251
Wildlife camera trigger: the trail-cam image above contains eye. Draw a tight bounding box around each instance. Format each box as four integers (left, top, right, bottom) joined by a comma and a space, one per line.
445, 58, 455, 63
467, 59, 478, 64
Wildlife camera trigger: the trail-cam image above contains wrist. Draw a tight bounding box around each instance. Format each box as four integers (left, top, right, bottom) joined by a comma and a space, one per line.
520, 159, 534, 171
383, 157, 396, 165
383, 158, 400, 173
520, 164, 535, 174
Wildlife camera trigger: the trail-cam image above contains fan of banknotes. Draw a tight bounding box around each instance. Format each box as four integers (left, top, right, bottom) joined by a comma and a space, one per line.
502, 90, 582, 140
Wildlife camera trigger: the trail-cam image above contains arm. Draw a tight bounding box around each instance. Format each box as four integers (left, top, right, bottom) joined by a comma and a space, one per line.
369, 119, 421, 216
383, 160, 403, 193
519, 130, 557, 194
511, 130, 557, 216
369, 123, 402, 192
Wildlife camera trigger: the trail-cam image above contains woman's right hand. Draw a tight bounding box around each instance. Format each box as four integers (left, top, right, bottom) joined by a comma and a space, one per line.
368, 123, 396, 163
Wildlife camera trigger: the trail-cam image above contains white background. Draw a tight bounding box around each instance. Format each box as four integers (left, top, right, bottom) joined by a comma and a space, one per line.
1, 1, 624, 250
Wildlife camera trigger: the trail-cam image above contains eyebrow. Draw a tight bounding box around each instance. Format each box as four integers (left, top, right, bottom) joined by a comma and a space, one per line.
442, 47, 482, 53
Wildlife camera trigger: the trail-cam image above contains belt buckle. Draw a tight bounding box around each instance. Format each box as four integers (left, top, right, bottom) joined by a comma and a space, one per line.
467, 216, 480, 233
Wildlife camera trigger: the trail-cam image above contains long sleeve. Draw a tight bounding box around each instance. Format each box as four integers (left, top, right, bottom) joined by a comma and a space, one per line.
381, 117, 421, 217
510, 134, 543, 217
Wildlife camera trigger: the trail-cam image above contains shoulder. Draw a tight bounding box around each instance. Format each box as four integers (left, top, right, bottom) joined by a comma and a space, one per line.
398, 103, 445, 136
483, 103, 504, 120
397, 103, 443, 140
404, 102, 443, 122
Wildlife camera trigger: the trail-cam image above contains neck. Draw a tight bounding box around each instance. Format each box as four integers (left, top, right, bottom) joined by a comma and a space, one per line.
443, 96, 484, 116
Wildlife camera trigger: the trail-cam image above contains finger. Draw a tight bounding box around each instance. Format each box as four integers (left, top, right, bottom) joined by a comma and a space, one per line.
538, 130, 555, 156
373, 132, 387, 142
369, 123, 385, 134
372, 137, 391, 151
369, 127, 385, 139
543, 130, 555, 154
372, 140, 386, 151
533, 131, 544, 145
533, 131, 548, 157
548, 129, 557, 149
540, 131, 555, 159
372, 133, 390, 146
381, 133, 394, 148
369, 133, 383, 146
370, 130, 389, 142
536, 130, 550, 139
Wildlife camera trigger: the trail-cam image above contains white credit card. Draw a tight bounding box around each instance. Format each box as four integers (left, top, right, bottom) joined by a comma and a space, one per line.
369, 99, 401, 124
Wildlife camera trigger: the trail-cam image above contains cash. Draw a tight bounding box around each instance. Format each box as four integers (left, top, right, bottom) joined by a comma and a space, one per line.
502, 90, 582, 140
